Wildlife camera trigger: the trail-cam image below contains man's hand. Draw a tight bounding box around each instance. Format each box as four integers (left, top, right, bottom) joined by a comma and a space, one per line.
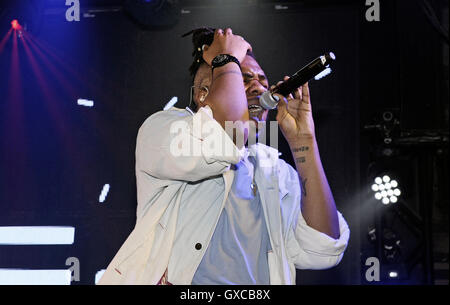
274, 77, 340, 239
202, 28, 252, 65
274, 77, 315, 144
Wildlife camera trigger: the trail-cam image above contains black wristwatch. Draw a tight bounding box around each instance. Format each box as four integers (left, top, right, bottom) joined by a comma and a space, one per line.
211, 54, 241, 72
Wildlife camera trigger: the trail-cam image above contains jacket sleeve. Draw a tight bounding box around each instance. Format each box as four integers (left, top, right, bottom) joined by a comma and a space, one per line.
280, 161, 350, 270
287, 209, 350, 270
136, 106, 244, 182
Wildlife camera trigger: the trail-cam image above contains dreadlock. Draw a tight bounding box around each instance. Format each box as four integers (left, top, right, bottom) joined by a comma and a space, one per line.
182, 27, 215, 79
182, 27, 255, 80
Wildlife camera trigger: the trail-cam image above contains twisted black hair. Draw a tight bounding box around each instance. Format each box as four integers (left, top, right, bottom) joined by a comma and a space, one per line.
182, 27, 255, 80
182, 27, 215, 79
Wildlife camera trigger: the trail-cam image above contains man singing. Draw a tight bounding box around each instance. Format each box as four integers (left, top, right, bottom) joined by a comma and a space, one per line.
98, 27, 350, 285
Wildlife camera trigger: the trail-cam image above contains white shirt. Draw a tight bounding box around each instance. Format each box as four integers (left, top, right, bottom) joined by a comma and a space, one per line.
191, 155, 272, 284
98, 105, 350, 285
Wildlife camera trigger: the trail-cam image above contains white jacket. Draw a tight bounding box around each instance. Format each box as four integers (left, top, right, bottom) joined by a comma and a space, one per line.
98, 106, 350, 285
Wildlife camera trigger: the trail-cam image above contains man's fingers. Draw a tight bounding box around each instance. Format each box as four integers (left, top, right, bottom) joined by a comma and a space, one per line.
225, 28, 232, 35
278, 76, 310, 102
293, 86, 302, 100
302, 82, 310, 103
276, 76, 302, 101
246, 42, 253, 53
215, 28, 224, 36
274, 93, 288, 122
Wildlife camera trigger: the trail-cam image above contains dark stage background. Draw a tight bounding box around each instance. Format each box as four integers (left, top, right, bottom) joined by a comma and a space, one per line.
0, 0, 448, 285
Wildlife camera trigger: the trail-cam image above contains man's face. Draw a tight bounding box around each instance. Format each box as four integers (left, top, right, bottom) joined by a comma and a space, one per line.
241, 55, 270, 124
194, 55, 270, 124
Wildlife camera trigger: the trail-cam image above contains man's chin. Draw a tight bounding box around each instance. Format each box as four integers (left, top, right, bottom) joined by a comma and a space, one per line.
249, 111, 269, 124
246, 117, 262, 142
248, 115, 262, 127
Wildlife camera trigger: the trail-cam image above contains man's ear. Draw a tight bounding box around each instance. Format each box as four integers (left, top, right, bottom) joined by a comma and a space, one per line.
195, 87, 208, 107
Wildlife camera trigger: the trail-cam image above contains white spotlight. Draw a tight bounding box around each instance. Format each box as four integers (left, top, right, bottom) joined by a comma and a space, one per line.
372, 175, 402, 205
314, 67, 332, 80
95, 269, 106, 284
0, 269, 72, 285
0, 226, 75, 245
99, 184, 110, 203
163, 96, 178, 110
389, 271, 398, 278
77, 99, 94, 107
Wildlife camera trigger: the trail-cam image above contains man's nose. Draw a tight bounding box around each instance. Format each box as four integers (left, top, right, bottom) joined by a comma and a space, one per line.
247, 80, 267, 96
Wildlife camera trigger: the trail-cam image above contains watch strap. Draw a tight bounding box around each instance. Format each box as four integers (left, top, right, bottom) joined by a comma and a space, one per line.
211, 54, 241, 71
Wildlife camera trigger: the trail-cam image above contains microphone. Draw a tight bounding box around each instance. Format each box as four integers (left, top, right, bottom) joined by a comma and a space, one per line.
259, 52, 336, 110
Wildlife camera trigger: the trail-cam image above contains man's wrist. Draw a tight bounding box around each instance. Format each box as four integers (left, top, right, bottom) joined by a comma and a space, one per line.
211, 63, 243, 82
287, 135, 317, 149
211, 54, 241, 72
288, 137, 318, 164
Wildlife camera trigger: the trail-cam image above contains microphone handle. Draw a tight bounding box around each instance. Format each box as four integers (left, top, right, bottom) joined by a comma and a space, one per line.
273, 53, 335, 96
259, 52, 335, 110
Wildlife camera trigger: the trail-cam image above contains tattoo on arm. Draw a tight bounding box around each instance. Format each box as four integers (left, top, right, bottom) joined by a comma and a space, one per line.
212, 70, 242, 82
292, 146, 309, 153
300, 177, 307, 198
295, 157, 306, 163
294, 147, 309, 164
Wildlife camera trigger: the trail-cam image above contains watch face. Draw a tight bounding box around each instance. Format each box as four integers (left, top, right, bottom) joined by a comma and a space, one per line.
213, 54, 227, 65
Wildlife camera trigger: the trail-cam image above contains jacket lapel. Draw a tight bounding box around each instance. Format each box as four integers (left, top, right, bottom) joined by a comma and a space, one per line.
251, 144, 292, 284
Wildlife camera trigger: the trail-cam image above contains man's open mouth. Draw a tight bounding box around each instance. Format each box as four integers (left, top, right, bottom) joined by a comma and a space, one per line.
248, 104, 263, 114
